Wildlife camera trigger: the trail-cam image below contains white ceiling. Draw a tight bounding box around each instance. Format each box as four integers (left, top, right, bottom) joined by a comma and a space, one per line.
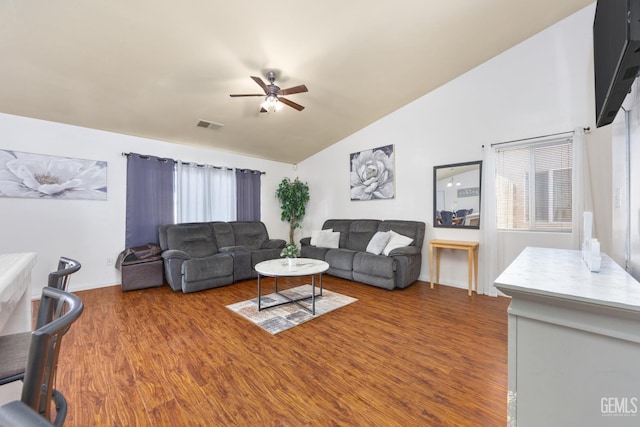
0, 0, 594, 164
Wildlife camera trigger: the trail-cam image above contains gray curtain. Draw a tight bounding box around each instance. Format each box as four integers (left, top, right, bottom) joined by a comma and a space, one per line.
236, 169, 261, 221
125, 153, 175, 248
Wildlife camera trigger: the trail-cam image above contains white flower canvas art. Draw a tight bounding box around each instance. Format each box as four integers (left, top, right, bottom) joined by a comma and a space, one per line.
0, 150, 107, 200
350, 144, 395, 201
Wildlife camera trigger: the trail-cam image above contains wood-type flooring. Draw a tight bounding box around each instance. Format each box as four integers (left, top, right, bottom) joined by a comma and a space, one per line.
48, 277, 510, 426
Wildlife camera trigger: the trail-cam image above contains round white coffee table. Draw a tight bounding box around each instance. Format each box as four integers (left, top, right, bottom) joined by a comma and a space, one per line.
254, 258, 329, 315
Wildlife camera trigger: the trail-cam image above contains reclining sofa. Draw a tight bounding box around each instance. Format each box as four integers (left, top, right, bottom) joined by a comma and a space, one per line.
158, 221, 286, 293
300, 219, 425, 290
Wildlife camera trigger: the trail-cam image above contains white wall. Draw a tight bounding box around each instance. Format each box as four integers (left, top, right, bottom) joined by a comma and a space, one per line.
0, 113, 293, 297
297, 4, 605, 291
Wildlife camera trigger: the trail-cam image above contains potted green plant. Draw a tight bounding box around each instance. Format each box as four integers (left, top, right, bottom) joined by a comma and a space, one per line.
275, 177, 310, 244
280, 243, 300, 267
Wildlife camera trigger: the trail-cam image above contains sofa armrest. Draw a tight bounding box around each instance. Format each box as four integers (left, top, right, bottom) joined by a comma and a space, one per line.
300, 237, 311, 247
161, 249, 192, 261
161, 250, 191, 291
388, 246, 420, 257
261, 239, 286, 249
388, 247, 422, 289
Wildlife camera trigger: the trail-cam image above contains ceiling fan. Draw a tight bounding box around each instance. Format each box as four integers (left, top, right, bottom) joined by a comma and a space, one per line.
230, 71, 308, 113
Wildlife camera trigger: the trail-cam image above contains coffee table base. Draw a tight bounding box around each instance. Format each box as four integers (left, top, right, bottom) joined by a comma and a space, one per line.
257, 273, 324, 315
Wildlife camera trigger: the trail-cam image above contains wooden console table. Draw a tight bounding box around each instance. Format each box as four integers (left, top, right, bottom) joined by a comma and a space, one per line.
429, 240, 479, 296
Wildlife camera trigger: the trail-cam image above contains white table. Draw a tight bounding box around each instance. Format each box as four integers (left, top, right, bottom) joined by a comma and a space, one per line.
0, 252, 36, 404
0, 252, 36, 335
255, 258, 329, 315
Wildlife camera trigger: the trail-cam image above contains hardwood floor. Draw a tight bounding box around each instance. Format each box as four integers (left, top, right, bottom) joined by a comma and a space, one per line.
52, 277, 511, 426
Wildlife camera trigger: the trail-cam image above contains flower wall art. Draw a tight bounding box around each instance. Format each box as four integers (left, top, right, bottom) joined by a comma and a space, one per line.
0, 149, 107, 200
350, 144, 395, 201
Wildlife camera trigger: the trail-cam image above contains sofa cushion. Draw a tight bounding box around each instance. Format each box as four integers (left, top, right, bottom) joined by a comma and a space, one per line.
322, 220, 352, 248
346, 220, 381, 251
366, 231, 391, 255
377, 220, 425, 249
325, 248, 357, 271
166, 224, 217, 258
315, 231, 340, 248
310, 229, 333, 246
382, 231, 414, 256
231, 222, 268, 250
182, 254, 233, 281
211, 222, 235, 248
353, 252, 396, 279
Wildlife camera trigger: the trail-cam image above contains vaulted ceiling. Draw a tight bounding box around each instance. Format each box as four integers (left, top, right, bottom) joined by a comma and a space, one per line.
0, 0, 594, 164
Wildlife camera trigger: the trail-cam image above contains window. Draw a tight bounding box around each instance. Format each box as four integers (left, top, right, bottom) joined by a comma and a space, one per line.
496, 138, 573, 232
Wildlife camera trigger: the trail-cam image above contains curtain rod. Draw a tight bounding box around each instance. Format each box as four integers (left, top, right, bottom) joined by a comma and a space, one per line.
483, 127, 590, 148
121, 152, 266, 175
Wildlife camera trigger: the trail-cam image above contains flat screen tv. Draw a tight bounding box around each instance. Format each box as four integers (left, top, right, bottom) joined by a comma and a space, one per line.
594, 0, 640, 127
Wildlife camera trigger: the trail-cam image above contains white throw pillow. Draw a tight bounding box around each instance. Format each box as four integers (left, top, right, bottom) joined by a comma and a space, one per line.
366, 231, 391, 255
310, 229, 333, 246
382, 230, 413, 256
315, 231, 340, 248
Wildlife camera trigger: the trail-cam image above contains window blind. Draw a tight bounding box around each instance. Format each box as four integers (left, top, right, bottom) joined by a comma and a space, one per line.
495, 138, 573, 232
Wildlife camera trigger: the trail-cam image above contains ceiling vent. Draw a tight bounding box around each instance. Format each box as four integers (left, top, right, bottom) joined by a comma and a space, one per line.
196, 119, 224, 130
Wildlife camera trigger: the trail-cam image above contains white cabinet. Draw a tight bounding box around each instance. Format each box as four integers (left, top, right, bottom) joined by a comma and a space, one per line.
495, 247, 640, 427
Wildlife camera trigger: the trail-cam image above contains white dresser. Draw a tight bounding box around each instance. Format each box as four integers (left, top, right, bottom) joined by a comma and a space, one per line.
0, 252, 36, 403
495, 247, 640, 427
0, 252, 36, 335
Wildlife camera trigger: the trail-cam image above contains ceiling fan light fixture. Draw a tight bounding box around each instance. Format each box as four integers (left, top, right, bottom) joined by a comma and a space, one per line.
261, 94, 281, 112
230, 72, 308, 112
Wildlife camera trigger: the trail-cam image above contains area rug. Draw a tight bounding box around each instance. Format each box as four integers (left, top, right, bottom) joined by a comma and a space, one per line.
226, 285, 357, 335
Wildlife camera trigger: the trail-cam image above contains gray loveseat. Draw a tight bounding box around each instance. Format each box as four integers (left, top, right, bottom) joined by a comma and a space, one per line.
159, 221, 286, 293
300, 219, 425, 290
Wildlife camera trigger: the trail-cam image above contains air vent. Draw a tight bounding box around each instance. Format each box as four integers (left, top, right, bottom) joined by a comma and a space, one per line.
196, 119, 224, 130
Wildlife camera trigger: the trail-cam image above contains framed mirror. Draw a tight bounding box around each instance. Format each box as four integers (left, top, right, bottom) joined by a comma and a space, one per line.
433, 160, 482, 229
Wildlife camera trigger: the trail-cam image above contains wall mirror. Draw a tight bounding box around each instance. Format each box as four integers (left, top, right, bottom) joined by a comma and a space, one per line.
433, 160, 482, 229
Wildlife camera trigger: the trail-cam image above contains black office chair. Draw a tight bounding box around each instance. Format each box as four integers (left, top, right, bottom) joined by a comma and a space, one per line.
47, 258, 81, 291
0, 287, 83, 426
440, 210, 454, 225
0, 257, 81, 386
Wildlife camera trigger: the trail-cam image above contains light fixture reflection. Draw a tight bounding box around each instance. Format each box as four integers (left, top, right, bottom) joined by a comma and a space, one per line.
447, 177, 461, 187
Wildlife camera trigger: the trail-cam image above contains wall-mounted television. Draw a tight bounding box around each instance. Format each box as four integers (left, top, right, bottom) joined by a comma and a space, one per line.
594, 0, 640, 127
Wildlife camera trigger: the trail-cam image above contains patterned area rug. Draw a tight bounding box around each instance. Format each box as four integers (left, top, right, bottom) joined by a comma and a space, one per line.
226, 285, 357, 335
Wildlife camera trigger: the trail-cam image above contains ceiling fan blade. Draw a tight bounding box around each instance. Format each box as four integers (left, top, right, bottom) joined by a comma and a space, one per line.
279, 84, 308, 96
279, 97, 305, 111
251, 76, 269, 93
229, 94, 264, 97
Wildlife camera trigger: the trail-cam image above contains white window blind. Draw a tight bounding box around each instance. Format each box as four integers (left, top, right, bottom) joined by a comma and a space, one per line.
495, 137, 573, 232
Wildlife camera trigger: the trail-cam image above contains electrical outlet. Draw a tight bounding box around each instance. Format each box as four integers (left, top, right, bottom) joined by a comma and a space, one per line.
106, 257, 114, 267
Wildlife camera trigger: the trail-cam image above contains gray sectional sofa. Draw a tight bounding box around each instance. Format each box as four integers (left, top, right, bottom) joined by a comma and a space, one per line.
158, 221, 286, 293
300, 219, 425, 290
